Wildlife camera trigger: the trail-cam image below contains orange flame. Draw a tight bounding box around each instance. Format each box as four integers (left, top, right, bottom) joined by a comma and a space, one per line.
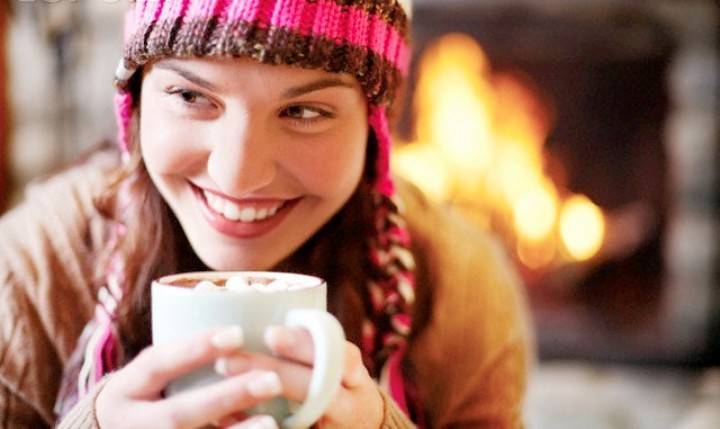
393, 33, 606, 268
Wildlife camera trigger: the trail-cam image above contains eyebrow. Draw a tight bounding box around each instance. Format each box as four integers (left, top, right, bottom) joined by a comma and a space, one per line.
281, 78, 356, 98
154, 60, 355, 97
154, 61, 219, 92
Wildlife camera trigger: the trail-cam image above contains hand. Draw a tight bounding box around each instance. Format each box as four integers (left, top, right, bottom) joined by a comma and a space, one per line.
95, 326, 283, 429
215, 327, 384, 429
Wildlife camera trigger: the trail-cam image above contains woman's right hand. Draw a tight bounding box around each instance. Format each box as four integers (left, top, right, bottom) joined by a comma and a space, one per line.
95, 326, 282, 429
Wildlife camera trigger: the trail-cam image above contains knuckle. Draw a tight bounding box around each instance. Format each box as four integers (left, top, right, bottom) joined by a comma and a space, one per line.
136, 347, 170, 382
343, 343, 370, 387
146, 366, 170, 385
186, 340, 213, 361
208, 383, 253, 416
218, 391, 244, 413
162, 408, 186, 429
135, 346, 156, 366
345, 343, 362, 366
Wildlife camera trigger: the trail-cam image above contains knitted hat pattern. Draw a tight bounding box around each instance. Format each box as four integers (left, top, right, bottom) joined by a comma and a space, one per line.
57, 0, 420, 423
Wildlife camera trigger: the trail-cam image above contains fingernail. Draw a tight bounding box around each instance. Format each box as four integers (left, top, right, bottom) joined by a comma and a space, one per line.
264, 326, 294, 350
214, 355, 251, 377
214, 357, 229, 376
248, 415, 279, 429
211, 326, 244, 350
229, 415, 278, 429
246, 371, 282, 397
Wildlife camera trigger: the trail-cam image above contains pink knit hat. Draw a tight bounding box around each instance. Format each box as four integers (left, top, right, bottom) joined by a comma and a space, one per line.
58, 0, 421, 424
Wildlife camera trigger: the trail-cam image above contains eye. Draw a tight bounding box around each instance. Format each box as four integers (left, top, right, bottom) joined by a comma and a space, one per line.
280, 105, 331, 122
284, 106, 316, 119
165, 87, 214, 109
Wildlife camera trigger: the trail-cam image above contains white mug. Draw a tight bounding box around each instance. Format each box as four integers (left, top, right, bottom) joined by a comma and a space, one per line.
151, 272, 346, 429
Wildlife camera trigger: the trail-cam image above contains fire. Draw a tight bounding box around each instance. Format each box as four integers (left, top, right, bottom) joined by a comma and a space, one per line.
512, 179, 558, 243
559, 196, 606, 261
393, 33, 606, 268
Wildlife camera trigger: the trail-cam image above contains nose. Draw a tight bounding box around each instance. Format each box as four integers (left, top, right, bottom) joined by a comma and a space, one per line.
207, 113, 277, 197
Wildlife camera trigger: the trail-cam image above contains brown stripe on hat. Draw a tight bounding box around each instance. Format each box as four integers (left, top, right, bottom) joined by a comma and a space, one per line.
124, 18, 404, 105
326, 0, 409, 36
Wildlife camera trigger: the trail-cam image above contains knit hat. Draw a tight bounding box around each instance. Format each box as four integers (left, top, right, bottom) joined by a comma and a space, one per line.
57, 0, 420, 424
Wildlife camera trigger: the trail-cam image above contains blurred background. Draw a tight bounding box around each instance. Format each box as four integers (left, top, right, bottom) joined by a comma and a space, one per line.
0, 0, 719, 427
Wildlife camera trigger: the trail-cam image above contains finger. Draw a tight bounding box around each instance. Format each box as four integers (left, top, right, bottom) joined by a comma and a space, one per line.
319, 383, 383, 428
120, 326, 244, 397
314, 386, 352, 426
152, 370, 282, 429
215, 411, 248, 428
340, 343, 369, 389
216, 352, 312, 403
226, 415, 278, 429
264, 326, 313, 364
264, 330, 368, 390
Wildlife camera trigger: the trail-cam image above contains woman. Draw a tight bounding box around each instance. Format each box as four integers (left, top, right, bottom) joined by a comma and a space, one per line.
0, 0, 533, 427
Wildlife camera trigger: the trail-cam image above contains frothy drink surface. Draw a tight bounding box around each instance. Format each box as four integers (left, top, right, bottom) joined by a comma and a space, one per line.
191, 275, 309, 293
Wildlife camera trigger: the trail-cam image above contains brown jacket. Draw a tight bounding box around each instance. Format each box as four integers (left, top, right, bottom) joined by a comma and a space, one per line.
0, 149, 533, 428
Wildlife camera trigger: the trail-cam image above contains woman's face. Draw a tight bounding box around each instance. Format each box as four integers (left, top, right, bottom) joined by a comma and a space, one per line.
139, 57, 369, 270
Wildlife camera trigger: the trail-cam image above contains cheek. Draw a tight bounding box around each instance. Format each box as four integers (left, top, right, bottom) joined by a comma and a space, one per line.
139, 100, 207, 177
287, 128, 368, 197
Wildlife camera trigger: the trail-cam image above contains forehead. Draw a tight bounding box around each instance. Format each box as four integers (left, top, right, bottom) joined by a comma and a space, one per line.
146, 57, 362, 97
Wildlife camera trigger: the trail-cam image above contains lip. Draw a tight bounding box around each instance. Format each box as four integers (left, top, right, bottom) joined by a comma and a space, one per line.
190, 183, 300, 239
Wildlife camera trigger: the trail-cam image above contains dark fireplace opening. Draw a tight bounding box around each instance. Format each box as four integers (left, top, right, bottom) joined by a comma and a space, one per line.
398, 1, 719, 366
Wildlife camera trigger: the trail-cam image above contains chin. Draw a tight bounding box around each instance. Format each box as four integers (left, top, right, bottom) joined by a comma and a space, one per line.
192, 245, 281, 272
200, 254, 269, 271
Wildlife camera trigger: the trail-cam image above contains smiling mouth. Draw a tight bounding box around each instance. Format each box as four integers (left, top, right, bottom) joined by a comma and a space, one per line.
190, 184, 294, 223
206, 192, 285, 223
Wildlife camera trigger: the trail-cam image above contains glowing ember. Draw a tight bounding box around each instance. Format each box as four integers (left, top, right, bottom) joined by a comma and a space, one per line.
394, 33, 607, 268
560, 196, 606, 261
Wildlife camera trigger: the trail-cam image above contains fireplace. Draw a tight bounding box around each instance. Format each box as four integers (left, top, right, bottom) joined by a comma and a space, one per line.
394, 0, 719, 364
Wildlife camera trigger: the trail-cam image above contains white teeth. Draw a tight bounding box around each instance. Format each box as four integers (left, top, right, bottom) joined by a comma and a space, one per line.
202, 189, 284, 223
204, 191, 224, 214
223, 203, 242, 221
257, 208, 269, 220
239, 207, 256, 223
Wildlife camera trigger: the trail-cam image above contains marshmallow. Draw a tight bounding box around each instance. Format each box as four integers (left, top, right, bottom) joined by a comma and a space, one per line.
226, 276, 252, 292
195, 280, 222, 291
250, 282, 268, 292
247, 279, 290, 293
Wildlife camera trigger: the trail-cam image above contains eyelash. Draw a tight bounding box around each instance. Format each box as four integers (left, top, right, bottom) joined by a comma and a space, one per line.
165, 87, 334, 127
167, 87, 212, 105
280, 105, 334, 127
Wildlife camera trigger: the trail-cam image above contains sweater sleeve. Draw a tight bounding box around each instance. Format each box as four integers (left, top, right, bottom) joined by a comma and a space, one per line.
55, 380, 410, 429
0, 264, 59, 428
0, 149, 116, 427
55, 377, 110, 429
0, 377, 50, 428
378, 388, 416, 429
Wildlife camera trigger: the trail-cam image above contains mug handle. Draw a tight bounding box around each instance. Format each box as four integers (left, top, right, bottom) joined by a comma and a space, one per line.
281, 309, 346, 429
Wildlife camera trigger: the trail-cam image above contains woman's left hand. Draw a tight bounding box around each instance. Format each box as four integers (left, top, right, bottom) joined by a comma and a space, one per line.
215, 327, 384, 429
